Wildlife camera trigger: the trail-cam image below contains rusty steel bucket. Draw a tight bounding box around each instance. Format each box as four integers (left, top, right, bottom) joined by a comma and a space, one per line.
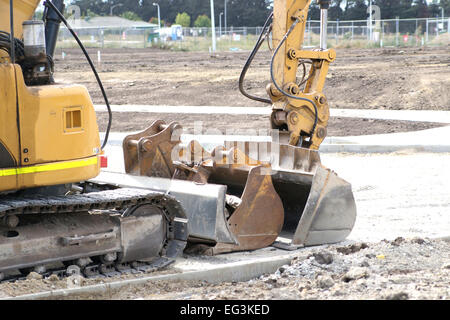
122, 120, 357, 253
203, 140, 357, 249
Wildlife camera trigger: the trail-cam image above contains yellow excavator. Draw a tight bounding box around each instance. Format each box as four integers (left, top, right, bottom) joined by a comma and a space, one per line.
0, 0, 356, 280
0, 0, 189, 280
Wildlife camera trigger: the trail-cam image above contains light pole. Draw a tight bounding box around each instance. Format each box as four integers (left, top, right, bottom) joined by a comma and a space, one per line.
210, 0, 216, 52
153, 2, 161, 31
219, 12, 223, 37
224, 0, 227, 35
441, 7, 445, 33
369, 0, 373, 41
110, 3, 123, 16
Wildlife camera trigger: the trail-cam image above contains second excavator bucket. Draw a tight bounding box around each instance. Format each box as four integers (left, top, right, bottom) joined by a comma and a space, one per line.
204, 140, 357, 249
276, 166, 357, 248
243, 141, 357, 249
122, 120, 357, 254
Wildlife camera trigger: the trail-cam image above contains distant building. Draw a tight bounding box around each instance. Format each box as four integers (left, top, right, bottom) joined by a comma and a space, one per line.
62, 16, 157, 30
58, 16, 159, 43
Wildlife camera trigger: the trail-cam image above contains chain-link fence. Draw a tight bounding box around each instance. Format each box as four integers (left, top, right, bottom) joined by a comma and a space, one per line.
56, 17, 450, 51
306, 17, 450, 48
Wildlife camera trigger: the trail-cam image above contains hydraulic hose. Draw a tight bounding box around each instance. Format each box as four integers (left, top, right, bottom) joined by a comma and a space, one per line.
9, 0, 15, 63
44, 0, 112, 151
269, 18, 318, 139
239, 12, 273, 105
0, 31, 24, 58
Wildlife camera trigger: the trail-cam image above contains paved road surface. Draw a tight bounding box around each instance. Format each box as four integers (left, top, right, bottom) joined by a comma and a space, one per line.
321, 152, 450, 242
103, 144, 450, 243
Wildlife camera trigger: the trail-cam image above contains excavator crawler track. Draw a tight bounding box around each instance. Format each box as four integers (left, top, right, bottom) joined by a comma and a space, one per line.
0, 187, 162, 217
0, 186, 188, 282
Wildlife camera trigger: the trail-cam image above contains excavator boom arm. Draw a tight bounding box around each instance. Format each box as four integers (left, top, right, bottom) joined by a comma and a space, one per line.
268, 0, 335, 149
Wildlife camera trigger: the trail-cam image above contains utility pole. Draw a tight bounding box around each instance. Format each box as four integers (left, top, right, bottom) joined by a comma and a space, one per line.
442, 7, 445, 26
336, 19, 339, 45
436, 14, 439, 37
396, 16, 399, 46
369, 0, 373, 41
351, 20, 354, 41
153, 3, 161, 31
210, 0, 216, 52
224, 0, 227, 35
219, 12, 223, 37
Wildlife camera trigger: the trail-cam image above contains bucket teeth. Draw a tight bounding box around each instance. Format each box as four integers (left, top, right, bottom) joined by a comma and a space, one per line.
122, 120, 357, 254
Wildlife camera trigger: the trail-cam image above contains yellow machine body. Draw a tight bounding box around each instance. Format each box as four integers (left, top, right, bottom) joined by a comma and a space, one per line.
0, 0, 101, 193
0, 0, 41, 61
0, 0, 39, 39
0, 63, 101, 192
0, 0, 192, 277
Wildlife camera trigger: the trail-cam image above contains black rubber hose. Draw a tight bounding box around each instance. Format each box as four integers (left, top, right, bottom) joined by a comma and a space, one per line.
297, 60, 314, 88
44, 0, 112, 151
0, 33, 25, 58
238, 12, 273, 105
9, 0, 15, 63
269, 18, 319, 139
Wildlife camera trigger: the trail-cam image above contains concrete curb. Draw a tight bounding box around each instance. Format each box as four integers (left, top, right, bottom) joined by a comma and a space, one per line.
94, 105, 450, 124
96, 106, 450, 154
102, 133, 450, 154
3, 254, 295, 300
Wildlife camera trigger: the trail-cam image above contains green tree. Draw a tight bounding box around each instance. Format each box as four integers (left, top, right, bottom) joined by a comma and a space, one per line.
72, 0, 272, 27
175, 12, 191, 27
149, 17, 165, 26
372, 1, 399, 19
226, 0, 271, 27
329, 0, 344, 20
71, 0, 110, 16
342, 0, 368, 20
83, 9, 98, 21
70, 0, 448, 27
194, 14, 211, 28
440, 0, 450, 14
414, 0, 429, 18
121, 11, 142, 21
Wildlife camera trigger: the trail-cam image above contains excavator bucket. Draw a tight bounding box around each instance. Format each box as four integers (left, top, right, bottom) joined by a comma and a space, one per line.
234, 141, 357, 249
121, 120, 356, 254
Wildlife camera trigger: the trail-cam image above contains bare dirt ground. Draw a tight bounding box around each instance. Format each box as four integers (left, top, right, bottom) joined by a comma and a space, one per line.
95, 112, 442, 137
54, 46, 450, 110
53, 46, 450, 136
74, 237, 450, 300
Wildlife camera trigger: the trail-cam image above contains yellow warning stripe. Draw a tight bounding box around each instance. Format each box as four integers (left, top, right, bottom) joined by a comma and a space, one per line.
0, 156, 98, 177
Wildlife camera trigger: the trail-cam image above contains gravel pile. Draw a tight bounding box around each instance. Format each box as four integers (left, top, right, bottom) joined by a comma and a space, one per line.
249, 237, 450, 300
1, 237, 448, 300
